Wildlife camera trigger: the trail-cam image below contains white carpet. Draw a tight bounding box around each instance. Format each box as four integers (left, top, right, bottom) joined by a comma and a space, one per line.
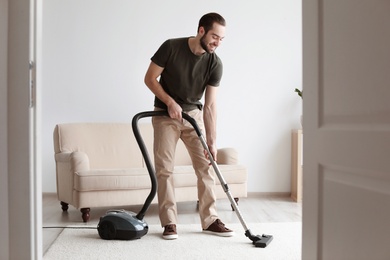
44, 222, 301, 260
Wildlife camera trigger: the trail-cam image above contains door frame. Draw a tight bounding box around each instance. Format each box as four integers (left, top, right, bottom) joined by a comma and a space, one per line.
7, 0, 42, 258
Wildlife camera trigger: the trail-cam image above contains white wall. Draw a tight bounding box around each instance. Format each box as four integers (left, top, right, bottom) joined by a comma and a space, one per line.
42, 0, 302, 193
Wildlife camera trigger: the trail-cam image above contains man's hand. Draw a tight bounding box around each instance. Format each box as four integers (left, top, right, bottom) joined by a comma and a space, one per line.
167, 102, 183, 121
204, 144, 218, 164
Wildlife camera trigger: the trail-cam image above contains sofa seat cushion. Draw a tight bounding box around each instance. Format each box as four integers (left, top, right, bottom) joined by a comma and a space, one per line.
173, 165, 247, 187
74, 164, 247, 192
212, 165, 247, 184
74, 168, 151, 191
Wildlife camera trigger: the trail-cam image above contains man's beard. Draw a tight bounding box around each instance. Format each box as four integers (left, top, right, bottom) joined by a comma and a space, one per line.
200, 35, 213, 54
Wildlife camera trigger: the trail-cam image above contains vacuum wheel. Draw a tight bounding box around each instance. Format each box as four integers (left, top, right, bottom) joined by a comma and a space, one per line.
98, 220, 117, 240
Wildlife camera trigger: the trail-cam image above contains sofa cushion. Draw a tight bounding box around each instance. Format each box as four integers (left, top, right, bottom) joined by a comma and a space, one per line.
74, 168, 151, 191
74, 164, 247, 192
54, 123, 144, 169
173, 165, 247, 187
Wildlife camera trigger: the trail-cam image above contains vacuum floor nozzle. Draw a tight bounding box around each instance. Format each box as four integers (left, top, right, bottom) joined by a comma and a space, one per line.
253, 234, 274, 248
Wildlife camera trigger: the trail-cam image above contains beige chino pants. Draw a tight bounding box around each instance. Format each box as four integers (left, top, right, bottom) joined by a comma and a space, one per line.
152, 108, 218, 229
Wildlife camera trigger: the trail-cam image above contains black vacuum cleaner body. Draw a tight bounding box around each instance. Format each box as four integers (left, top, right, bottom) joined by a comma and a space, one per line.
98, 210, 148, 240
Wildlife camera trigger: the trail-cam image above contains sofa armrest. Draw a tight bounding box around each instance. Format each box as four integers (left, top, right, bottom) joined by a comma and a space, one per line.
55, 151, 90, 204
55, 151, 90, 172
217, 148, 238, 165
71, 151, 90, 172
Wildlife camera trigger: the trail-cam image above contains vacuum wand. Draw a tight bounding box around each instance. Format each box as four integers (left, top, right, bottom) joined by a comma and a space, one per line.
194, 125, 273, 248
132, 110, 273, 248
180, 112, 273, 248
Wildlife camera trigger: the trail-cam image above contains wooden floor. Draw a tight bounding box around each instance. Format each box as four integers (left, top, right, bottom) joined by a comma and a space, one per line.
42, 192, 302, 254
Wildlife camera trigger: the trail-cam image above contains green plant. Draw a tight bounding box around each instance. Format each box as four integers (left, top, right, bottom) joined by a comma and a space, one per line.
294, 88, 302, 99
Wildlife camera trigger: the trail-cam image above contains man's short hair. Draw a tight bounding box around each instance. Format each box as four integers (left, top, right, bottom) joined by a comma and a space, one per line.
198, 13, 226, 33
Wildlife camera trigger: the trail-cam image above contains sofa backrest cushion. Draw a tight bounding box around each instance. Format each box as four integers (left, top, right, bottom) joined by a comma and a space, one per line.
54, 123, 143, 169
54, 122, 193, 169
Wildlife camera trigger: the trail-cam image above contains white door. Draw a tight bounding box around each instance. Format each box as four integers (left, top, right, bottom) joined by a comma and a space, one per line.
8, 0, 42, 259
302, 0, 390, 259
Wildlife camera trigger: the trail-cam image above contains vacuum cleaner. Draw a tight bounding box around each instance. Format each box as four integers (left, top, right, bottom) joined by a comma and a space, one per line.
97, 112, 158, 240
97, 209, 149, 240
99, 110, 273, 247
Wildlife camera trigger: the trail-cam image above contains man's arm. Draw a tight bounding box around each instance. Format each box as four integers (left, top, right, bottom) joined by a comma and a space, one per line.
144, 61, 183, 120
203, 85, 219, 160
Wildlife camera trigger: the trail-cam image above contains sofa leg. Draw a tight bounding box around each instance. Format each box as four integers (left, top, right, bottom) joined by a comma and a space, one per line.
80, 208, 90, 222
60, 201, 69, 211
231, 198, 239, 211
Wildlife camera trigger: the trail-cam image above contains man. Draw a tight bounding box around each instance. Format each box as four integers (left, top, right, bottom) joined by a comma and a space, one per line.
144, 12, 233, 240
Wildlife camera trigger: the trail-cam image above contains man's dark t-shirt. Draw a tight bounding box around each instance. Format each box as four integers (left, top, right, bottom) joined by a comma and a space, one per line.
151, 37, 223, 111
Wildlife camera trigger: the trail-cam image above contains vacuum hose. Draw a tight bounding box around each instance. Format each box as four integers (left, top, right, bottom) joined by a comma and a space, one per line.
132, 110, 201, 220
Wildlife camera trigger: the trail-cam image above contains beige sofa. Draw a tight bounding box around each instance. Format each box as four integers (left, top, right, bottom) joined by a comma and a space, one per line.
53, 122, 247, 222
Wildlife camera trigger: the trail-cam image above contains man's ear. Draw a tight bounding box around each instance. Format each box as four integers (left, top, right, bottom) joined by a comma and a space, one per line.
198, 26, 205, 36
